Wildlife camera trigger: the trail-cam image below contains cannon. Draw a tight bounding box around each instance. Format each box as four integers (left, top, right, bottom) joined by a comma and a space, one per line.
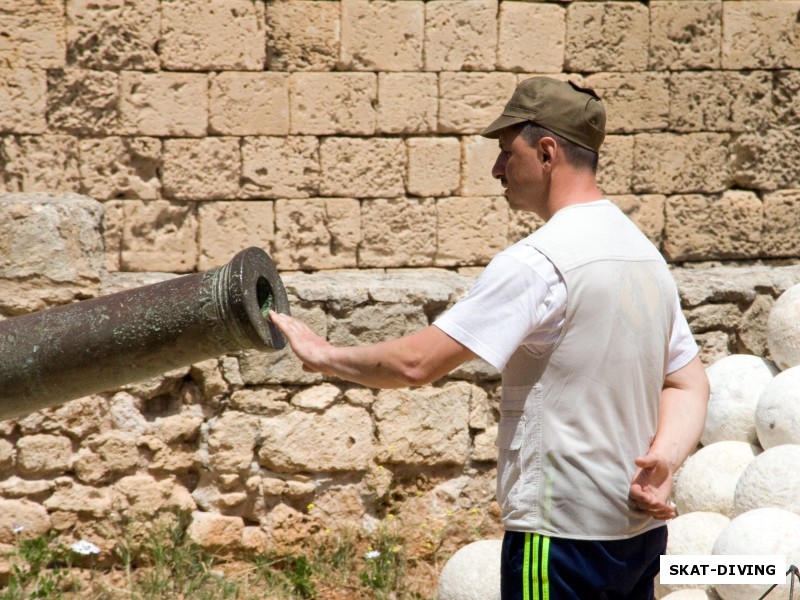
0, 247, 290, 420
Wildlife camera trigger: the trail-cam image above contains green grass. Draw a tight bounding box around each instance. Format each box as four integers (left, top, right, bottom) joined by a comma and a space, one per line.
0, 517, 442, 600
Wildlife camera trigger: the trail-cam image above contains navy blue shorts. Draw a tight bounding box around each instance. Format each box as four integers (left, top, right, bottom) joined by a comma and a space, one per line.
500, 526, 667, 600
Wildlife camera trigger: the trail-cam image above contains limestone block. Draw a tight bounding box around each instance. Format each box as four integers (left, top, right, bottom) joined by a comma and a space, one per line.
737, 295, 774, 358
565, 2, 649, 72
66, 0, 159, 70
153, 409, 204, 444
656, 512, 730, 598
259, 405, 375, 472
274, 198, 360, 271
360, 198, 436, 267
341, 0, 423, 71
584, 72, 669, 133
669, 71, 772, 133
162, 138, 240, 201
197, 201, 275, 271
290, 73, 377, 136
206, 411, 260, 474
0, 69, 46, 134
702, 354, 778, 446
319, 137, 405, 198
238, 304, 326, 386
0, 193, 103, 285
609, 195, 665, 247
473, 427, 499, 462
773, 71, 800, 128
265, 0, 340, 71
43, 481, 112, 517
436, 197, 508, 267
291, 384, 340, 411
186, 511, 245, 550
229, 387, 290, 416
425, 0, 497, 71
15, 396, 110, 440
119, 71, 208, 137
664, 192, 762, 261
763, 190, 800, 258
46, 69, 119, 135
439, 73, 517, 134
102, 200, 124, 272
0, 136, 80, 194
438, 539, 502, 600
241, 136, 319, 199
0, 2, 64, 69
649, 1, 721, 71
596, 135, 634, 196
377, 73, 438, 134
209, 72, 289, 136
0, 439, 13, 470
461, 136, 502, 197
373, 382, 471, 466
722, 1, 800, 70
407, 137, 460, 197
733, 444, 800, 516
767, 284, 800, 371
712, 508, 800, 600
120, 200, 198, 272
673, 441, 760, 518
79, 137, 161, 200
497, 2, 565, 73
115, 473, 196, 516
73, 431, 139, 484
732, 129, 800, 192
633, 133, 730, 194
108, 392, 148, 436
685, 304, 743, 335
327, 303, 429, 347
0, 499, 51, 544
161, 0, 265, 70
17, 433, 72, 477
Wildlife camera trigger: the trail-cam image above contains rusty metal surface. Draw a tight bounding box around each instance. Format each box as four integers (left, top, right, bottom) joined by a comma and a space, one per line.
0, 247, 289, 420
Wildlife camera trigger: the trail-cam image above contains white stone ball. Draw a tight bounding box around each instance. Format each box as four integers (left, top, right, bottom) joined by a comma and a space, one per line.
673, 441, 761, 517
656, 512, 730, 598
755, 366, 800, 448
713, 507, 800, 600
733, 444, 800, 517
767, 283, 800, 370
438, 539, 502, 600
702, 354, 778, 445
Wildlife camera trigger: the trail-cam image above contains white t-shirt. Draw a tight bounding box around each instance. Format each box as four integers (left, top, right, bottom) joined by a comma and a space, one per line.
435, 242, 698, 373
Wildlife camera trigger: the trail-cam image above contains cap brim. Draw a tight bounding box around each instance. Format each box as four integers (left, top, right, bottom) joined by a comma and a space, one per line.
480, 114, 529, 138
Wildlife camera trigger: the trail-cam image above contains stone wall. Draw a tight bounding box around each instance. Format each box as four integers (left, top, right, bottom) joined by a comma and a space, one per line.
1, 0, 800, 562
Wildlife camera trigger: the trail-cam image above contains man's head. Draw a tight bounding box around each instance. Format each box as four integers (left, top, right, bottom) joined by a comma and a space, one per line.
484, 77, 607, 218
481, 76, 606, 155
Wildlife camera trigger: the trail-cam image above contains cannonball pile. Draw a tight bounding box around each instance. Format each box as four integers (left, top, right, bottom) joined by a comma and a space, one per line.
659, 282, 800, 600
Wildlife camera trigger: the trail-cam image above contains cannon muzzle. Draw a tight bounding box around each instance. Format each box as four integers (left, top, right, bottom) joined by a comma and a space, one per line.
0, 247, 289, 420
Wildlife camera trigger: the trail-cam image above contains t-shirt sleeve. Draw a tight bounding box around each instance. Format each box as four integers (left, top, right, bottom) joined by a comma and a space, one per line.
666, 296, 699, 374
433, 253, 553, 371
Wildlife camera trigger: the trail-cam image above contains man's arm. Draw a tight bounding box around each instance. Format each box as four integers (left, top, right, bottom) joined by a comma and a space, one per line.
269, 311, 478, 389
629, 355, 710, 520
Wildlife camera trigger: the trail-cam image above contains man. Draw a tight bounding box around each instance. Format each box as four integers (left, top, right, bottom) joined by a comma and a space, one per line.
270, 77, 709, 599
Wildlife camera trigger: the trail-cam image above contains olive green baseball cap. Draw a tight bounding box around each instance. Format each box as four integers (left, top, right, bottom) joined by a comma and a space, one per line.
481, 77, 606, 152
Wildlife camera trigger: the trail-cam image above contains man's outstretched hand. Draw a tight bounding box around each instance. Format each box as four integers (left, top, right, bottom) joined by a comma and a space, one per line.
629, 452, 676, 521
269, 311, 332, 374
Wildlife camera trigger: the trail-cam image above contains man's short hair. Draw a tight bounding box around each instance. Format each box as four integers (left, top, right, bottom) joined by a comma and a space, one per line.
518, 122, 599, 174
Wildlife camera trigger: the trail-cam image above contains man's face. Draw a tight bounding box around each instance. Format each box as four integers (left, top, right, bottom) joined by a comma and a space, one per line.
492, 126, 546, 214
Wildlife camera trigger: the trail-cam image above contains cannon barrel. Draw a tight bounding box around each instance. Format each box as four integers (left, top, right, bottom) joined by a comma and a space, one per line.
0, 247, 289, 420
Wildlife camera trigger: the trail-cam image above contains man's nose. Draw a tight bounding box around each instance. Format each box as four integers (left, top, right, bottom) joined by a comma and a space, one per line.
492, 154, 506, 180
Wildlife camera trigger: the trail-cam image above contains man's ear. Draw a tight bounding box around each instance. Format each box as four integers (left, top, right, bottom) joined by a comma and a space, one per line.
539, 137, 557, 169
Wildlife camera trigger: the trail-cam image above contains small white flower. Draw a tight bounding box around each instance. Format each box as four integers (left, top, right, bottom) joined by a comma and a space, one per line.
12, 524, 24, 534
364, 550, 381, 560
71, 540, 101, 556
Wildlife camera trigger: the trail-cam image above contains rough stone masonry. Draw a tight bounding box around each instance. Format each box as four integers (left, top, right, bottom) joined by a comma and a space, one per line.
1, 0, 800, 559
